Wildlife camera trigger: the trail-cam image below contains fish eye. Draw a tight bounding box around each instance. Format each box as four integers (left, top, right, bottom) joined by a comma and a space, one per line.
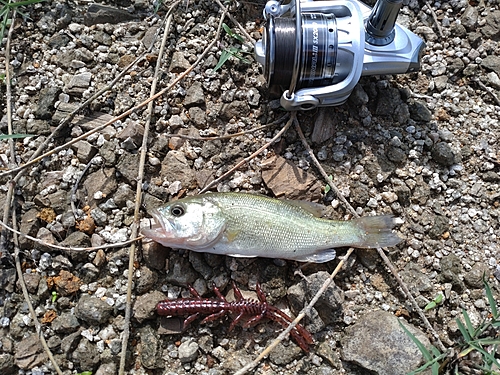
170, 204, 185, 217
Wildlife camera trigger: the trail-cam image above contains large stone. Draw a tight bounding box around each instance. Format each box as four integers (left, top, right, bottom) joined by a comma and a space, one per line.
133, 290, 166, 323
84, 4, 136, 25
140, 326, 164, 369
160, 150, 196, 189
341, 310, 430, 375
83, 168, 117, 207
14, 334, 48, 369
261, 155, 322, 201
481, 10, 500, 39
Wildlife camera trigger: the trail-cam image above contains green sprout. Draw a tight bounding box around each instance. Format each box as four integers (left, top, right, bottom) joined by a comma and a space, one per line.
402, 276, 500, 375
324, 175, 333, 194
51, 291, 58, 303
214, 23, 251, 72
424, 293, 444, 311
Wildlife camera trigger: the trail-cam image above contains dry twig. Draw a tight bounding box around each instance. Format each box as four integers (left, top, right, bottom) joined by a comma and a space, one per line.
471, 77, 500, 106
425, 2, 444, 39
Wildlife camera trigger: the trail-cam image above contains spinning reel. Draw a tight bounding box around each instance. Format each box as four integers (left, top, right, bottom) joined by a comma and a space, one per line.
255, 0, 425, 110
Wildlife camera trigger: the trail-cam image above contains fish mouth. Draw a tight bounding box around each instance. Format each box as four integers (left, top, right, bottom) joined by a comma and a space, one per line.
141, 210, 179, 246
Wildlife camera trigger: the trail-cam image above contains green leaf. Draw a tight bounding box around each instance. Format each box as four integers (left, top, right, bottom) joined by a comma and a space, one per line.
434, 293, 443, 304
214, 49, 231, 72
222, 22, 244, 43
398, 320, 433, 360
424, 301, 437, 311
483, 275, 498, 319
456, 314, 472, 342
462, 309, 477, 339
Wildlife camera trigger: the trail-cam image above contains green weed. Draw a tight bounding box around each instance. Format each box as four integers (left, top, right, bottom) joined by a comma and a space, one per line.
402, 276, 500, 375
214, 23, 251, 72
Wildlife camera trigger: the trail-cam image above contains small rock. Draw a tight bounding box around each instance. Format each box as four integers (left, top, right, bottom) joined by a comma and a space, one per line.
0, 269, 17, 293
116, 122, 145, 148
133, 290, 166, 323
0, 354, 15, 375
188, 107, 207, 129
65, 72, 92, 95
164, 254, 198, 286
341, 310, 430, 375
95, 362, 117, 375
116, 152, 140, 186
408, 100, 433, 122
160, 150, 195, 189
136, 266, 158, 294
84, 4, 136, 25
178, 340, 199, 363
49, 270, 81, 296
16, 272, 40, 294
139, 326, 164, 369
481, 55, 500, 76
464, 262, 490, 289
142, 241, 168, 271
60, 231, 91, 248
72, 338, 100, 371
51, 312, 80, 333
481, 10, 500, 39
75, 294, 113, 325
71, 140, 97, 164
169, 51, 191, 73
431, 142, 456, 167
460, 6, 478, 29
83, 168, 117, 207
439, 254, 465, 292
60, 329, 82, 354
220, 100, 250, 120
269, 342, 302, 365
184, 82, 205, 107
35, 86, 61, 120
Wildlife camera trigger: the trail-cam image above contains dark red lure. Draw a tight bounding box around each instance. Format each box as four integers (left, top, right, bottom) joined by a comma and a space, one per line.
157, 281, 314, 352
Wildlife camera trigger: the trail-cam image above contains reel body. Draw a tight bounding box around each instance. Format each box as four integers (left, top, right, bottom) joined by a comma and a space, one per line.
254, 0, 425, 111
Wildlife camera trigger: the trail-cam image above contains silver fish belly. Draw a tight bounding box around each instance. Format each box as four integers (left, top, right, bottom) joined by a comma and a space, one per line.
142, 192, 402, 263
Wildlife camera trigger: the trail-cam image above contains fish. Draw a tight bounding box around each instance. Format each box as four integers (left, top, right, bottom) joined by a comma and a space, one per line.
141, 192, 402, 263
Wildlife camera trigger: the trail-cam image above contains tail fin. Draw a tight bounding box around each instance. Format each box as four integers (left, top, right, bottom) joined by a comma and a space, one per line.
353, 215, 402, 248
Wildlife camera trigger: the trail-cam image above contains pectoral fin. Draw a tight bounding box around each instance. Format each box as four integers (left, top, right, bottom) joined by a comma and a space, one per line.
290, 249, 337, 263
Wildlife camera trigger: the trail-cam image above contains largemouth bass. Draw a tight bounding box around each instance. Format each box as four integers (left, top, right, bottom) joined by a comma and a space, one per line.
142, 192, 402, 263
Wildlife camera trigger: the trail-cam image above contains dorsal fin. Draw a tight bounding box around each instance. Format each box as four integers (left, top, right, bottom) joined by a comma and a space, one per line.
283, 199, 326, 217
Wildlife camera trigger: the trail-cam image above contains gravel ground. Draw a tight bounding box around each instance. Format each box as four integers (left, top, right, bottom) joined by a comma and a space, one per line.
1, 0, 500, 374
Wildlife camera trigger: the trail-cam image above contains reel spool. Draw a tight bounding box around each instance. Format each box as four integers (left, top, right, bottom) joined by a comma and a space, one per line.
255, 0, 425, 110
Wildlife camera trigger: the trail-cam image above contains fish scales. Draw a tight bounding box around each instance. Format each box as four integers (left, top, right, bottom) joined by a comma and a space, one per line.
207, 193, 361, 252
142, 192, 402, 263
